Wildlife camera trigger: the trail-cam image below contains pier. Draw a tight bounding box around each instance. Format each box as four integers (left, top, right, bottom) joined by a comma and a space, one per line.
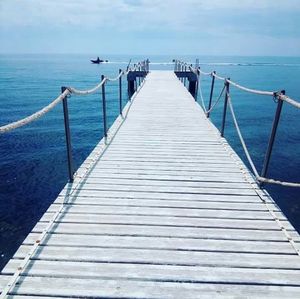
1, 64, 300, 298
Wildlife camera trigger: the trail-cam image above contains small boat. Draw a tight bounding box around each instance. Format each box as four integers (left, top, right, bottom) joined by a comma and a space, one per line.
91, 57, 108, 64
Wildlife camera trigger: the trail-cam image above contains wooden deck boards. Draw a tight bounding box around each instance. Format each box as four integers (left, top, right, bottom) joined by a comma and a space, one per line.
1, 71, 300, 298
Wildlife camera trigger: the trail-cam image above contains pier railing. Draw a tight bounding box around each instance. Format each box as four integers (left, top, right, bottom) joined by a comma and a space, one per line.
174, 59, 300, 188
0, 60, 149, 182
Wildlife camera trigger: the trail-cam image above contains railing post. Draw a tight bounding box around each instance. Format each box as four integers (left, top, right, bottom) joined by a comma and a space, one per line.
195, 67, 200, 101
139, 65, 141, 86
119, 69, 122, 115
261, 90, 285, 178
207, 71, 216, 118
101, 75, 107, 137
184, 65, 187, 86
180, 63, 182, 82
221, 79, 230, 137
61, 87, 74, 182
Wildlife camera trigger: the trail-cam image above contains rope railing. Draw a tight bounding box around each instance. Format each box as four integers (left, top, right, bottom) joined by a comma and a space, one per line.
174, 59, 300, 188
0, 59, 150, 183
0, 89, 71, 134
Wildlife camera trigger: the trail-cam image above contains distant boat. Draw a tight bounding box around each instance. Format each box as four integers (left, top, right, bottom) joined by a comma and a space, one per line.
90, 57, 108, 64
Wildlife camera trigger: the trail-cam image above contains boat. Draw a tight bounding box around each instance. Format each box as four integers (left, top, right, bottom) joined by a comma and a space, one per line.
91, 57, 108, 64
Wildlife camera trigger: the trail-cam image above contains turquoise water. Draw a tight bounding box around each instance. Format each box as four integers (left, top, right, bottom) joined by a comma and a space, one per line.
0, 54, 299, 270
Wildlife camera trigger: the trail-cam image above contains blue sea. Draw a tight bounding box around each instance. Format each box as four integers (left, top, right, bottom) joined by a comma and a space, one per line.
0, 54, 299, 270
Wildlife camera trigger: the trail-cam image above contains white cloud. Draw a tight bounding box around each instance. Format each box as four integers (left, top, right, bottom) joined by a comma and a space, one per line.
1, 0, 299, 30
0, 0, 299, 54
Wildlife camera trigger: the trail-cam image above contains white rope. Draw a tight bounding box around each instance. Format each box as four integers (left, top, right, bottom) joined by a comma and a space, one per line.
106, 71, 124, 82
227, 94, 260, 178
279, 95, 300, 109
68, 78, 106, 95
213, 73, 226, 81
198, 73, 207, 114
188, 66, 198, 75
227, 79, 274, 96
257, 176, 300, 187
206, 85, 226, 115
227, 93, 300, 188
0, 89, 70, 134
124, 68, 131, 75
199, 69, 211, 76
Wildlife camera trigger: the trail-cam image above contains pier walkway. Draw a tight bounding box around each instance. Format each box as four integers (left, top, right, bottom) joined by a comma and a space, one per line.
1, 71, 300, 298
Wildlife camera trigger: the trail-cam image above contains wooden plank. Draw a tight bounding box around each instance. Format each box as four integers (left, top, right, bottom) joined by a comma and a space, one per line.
77, 177, 252, 189
88, 163, 244, 173
4, 260, 300, 286
85, 165, 245, 177
59, 183, 257, 196
6, 276, 300, 298
18, 233, 295, 254
53, 196, 275, 211
46, 204, 274, 220
38, 213, 283, 230
0, 275, 10, 290
13, 245, 300, 270
94, 160, 242, 169
57, 191, 261, 203
30, 223, 288, 241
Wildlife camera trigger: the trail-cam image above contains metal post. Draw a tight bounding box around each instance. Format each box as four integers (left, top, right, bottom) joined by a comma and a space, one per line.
101, 75, 107, 137
207, 71, 216, 118
261, 90, 285, 178
184, 66, 187, 86
128, 74, 135, 99
61, 87, 74, 182
119, 69, 122, 115
195, 67, 200, 101
221, 79, 230, 137
139, 65, 141, 86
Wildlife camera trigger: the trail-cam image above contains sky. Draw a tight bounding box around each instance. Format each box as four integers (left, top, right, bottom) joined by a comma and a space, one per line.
0, 0, 300, 56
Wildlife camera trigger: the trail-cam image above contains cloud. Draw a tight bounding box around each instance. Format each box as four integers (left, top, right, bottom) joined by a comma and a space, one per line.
0, 0, 299, 54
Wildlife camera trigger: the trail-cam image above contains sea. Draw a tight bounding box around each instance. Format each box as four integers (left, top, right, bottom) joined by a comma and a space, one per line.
0, 54, 299, 270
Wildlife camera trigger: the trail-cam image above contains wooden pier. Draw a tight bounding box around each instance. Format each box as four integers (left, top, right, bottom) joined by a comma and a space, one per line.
1, 71, 300, 298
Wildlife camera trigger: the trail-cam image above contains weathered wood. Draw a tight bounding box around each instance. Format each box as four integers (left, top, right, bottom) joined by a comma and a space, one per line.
29, 222, 288, 241
12, 245, 300, 269
1, 71, 300, 298
6, 276, 300, 298
4, 260, 300, 286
